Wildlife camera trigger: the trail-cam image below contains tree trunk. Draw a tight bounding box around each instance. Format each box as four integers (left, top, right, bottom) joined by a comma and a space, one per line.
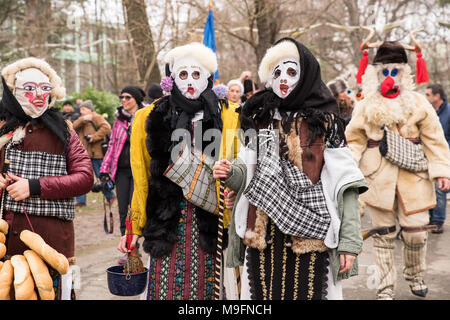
122, 0, 161, 91
254, 0, 282, 65
24, 0, 52, 57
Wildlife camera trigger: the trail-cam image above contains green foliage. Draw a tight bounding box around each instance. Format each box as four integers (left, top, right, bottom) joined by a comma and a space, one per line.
56, 86, 119, 124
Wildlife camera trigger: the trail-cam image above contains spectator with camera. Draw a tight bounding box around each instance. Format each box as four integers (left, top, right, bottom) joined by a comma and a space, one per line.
73, 100, 113, 206
100, 86, 145, 258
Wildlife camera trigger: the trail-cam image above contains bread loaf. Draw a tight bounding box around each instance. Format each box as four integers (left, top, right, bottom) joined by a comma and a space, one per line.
0, 260, 13, 300
24, 250, 55, 300
0, 261, 3, 271
0, 232, 5, 243
11, 255, 37, 300
20, 230, 69, 275
0, 219, 8, 235
0, 242, 6, 260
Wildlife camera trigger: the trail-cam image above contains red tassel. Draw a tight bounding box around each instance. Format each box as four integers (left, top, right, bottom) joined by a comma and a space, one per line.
416, 52, 429, 85
356, 50, 369, 84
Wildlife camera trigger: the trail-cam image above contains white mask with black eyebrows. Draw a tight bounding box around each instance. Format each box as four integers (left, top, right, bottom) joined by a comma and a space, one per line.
172, 57, 210, 100
270, 58, 300, 99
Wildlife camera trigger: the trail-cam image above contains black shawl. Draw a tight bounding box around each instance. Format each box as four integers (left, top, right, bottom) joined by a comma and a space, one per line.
240, 38, 343, 146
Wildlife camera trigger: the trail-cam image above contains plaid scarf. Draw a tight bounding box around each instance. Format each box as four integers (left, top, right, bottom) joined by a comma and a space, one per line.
244, 129, 331, 240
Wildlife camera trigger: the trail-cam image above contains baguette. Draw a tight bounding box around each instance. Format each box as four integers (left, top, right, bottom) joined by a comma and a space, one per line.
20, 230, 69, 275
11, 255, 37, 300
24, 250, 55, 300
0, 260, 13, 300
0, 219, 8, 235
0, 242, 5, 260
0, 232, 5, 243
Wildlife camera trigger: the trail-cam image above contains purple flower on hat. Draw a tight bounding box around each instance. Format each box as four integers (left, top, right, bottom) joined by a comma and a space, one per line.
160, 76, 173, 92
212, 84, 228, 100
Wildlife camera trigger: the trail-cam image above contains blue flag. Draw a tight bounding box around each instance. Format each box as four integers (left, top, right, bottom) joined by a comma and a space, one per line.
203, 9, 219, 82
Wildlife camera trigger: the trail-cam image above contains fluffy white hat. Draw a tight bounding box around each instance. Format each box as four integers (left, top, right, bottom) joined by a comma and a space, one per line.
1, 57, 66, 106
164, 42, 218, 75
258, 40, 300, 85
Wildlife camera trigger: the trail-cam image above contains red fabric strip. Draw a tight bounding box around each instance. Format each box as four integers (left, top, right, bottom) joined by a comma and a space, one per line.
154, 259, 162, 300
198, 245, 205, 300
183, 203, 193, 300
167, 243, 177, 300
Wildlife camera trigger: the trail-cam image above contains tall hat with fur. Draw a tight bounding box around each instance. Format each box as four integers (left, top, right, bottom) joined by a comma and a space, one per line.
164, 42, 218, 77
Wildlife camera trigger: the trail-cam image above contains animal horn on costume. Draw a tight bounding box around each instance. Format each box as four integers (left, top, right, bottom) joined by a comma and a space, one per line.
397, 28, 429, 84
359, 26, 383, 50
356, 26, 383, 84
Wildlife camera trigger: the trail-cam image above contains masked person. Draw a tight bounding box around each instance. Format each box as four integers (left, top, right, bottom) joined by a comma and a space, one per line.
326, 78, 355, 126
345, 31, 450, 299
213, 38, 367, 300
117, 43, 241, 300
0, 57, 93, 299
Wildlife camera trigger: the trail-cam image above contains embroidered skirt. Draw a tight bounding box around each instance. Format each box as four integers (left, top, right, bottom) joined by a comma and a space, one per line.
146, 202, 216, 300
246, 219, 329, 300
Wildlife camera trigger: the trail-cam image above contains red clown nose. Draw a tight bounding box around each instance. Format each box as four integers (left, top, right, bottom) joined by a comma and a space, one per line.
380, 76, 400, 99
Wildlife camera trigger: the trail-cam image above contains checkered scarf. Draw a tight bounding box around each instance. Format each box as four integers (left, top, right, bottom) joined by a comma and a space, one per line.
4, 144, 75, 220
244, 129, 331, 239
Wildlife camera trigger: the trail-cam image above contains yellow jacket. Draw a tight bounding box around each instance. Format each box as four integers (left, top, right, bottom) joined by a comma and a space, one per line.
130, 101, 241, 235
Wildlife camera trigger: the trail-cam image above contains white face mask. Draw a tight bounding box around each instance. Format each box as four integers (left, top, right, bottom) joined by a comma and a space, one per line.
172, 57, 210, 100
14, 68, 52, 118
270, 58, 300, 99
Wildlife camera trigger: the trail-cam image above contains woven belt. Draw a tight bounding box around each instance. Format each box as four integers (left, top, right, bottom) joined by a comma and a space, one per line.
367, 138, 422, 148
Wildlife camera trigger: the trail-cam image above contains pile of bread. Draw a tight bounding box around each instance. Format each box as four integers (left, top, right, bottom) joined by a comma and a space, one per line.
0, 219, 69, 300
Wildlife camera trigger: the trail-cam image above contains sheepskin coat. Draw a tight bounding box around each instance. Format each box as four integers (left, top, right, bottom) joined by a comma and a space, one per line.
345, 64, 450, 214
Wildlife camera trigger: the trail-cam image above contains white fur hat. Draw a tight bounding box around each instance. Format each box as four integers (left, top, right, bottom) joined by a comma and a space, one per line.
258, 40, 300, 85
164, 42, 218, 75
1, 57, 66, 106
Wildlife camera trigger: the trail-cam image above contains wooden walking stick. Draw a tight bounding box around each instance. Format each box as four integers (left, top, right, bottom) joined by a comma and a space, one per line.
213, 179, 226, 300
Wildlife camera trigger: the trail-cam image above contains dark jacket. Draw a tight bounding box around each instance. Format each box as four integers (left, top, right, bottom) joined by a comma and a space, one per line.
437, 99, 450, 146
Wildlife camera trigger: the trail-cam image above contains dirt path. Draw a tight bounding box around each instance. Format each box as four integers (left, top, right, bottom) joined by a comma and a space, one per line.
74, 193, 450, 300
73, 192, 149, 300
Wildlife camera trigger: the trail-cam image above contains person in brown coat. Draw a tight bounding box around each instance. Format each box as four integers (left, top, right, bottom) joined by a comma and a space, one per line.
346, 38, 450, 299
73, 100, 114, 205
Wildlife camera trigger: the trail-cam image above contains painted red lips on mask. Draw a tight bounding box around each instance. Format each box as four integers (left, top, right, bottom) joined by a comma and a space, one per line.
187, 86, 195, 95
280, 84, 289, 95
380, 76, 400, 99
